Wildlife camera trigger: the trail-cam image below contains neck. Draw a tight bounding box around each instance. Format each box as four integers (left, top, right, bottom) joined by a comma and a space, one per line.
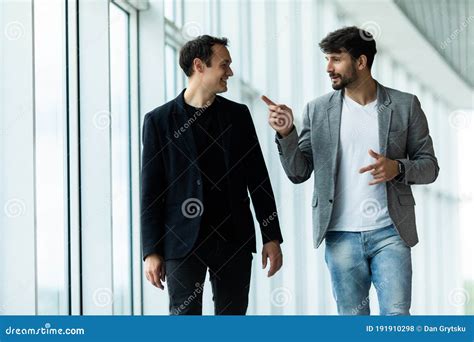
344, 75, 377, 105
184, 80, 216, 108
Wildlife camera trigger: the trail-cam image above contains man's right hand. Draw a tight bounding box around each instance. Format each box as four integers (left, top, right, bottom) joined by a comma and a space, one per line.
262, 95, 294, 137
144, 253, 166, 290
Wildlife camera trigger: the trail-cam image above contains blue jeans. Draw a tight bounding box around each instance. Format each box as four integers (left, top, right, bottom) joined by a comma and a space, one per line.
324, 224, 412, 315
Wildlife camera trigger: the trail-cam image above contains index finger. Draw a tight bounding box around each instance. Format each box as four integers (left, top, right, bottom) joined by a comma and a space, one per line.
261, 95, 277, 106
359, 164, 376, 174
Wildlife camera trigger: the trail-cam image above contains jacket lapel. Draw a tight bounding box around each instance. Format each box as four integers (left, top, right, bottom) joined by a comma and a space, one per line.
214, 96, 232, 171
375, 82, 393, 156
171, 90, 198, 160
327, 90, 343, 181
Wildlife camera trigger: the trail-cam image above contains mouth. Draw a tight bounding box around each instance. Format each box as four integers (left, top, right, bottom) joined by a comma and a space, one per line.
330, 75, 340, 81
220, 78, 228, 85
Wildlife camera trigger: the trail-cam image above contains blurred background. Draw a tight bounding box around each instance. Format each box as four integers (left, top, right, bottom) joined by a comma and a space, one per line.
1, 0, 473, 315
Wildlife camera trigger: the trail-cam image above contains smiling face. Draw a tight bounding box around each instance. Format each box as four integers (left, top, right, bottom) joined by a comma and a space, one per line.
199, 44, 233, 94
325, 51, 358, 90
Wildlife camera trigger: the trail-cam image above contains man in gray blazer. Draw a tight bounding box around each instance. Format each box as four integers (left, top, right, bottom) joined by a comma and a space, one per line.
263, 26, 439, 315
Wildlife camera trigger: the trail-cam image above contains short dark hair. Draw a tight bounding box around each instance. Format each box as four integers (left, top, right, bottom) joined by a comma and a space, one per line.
179, 35, 229, 77
319, 26, 377, 69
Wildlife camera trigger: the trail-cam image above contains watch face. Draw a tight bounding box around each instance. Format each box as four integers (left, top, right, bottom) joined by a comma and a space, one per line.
398, 162, 404, 174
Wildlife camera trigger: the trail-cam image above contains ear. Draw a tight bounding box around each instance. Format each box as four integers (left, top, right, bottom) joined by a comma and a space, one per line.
192, 58, 205, 74
357, 55, 368, 70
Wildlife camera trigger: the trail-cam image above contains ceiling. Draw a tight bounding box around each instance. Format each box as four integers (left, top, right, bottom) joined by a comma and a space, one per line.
394, 0, 473, 89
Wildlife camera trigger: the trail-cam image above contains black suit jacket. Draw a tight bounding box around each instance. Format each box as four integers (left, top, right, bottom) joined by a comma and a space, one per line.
141, 90, 283, 260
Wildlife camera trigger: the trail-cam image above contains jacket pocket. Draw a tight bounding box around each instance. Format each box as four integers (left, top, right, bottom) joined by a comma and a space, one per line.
398, 194, 416, 206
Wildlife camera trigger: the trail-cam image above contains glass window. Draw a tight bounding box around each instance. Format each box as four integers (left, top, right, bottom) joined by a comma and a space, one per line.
165, 44, 178, 101
175, 0, 183, 26
164, 0, 175, 22
34, 0, 68, 315
110, 2, 132, 315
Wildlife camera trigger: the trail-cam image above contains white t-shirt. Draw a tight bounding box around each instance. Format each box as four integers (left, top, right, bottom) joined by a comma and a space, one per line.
327, 93, 393, 232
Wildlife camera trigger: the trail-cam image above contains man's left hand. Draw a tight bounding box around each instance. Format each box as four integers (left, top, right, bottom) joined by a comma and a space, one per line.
262, 240, 283, 277
359, 149, 399, 185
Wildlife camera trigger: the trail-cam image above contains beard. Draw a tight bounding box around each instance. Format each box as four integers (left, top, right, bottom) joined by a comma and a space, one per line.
331, 75, 354, 90
330, 64, 358, 90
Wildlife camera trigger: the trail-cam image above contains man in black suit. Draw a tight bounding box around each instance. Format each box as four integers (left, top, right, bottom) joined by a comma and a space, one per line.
141, 35, 283, 315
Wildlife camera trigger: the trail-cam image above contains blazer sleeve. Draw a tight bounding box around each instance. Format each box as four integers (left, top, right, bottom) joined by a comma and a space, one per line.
396, 96, 440, 185
242, 105, 283, 245
140, 112, 167, 261
274, 102, 314, 184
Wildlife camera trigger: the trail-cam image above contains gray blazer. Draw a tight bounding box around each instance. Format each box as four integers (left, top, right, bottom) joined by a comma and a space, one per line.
275, 81, 439, 248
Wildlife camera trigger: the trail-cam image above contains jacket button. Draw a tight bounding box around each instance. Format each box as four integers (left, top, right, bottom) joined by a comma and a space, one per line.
329, 199, 333, 203
196, 180, 202, 186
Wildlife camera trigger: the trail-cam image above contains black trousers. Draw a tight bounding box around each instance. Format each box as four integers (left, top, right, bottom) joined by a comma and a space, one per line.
165, 235, 253, 315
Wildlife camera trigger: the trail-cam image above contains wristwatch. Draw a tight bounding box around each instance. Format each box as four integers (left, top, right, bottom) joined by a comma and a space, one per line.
397, 160, 405, 176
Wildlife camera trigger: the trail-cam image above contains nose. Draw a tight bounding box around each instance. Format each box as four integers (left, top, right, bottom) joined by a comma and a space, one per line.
326, 61, 334, 74
227, 66, 234, 77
